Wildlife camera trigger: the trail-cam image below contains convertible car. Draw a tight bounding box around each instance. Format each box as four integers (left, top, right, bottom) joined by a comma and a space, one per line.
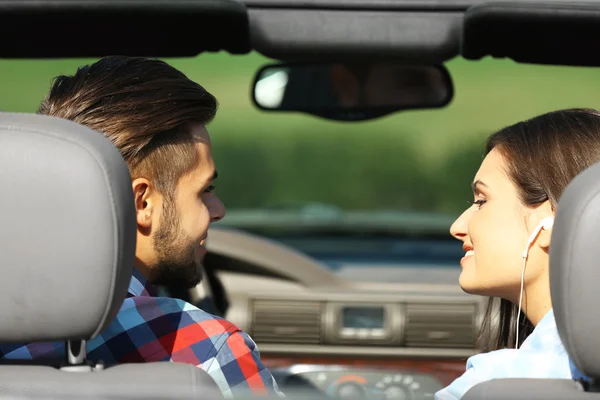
0, 0, 599, 399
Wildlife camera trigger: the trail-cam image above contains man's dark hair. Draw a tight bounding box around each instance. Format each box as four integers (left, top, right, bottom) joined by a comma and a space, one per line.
38, 55, 218, 195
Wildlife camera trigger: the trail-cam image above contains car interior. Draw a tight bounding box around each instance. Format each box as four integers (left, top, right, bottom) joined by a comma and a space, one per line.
1, 0, 600, 399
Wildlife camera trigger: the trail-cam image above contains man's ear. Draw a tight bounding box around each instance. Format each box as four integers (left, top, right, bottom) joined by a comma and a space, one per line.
132, 178, 154, 230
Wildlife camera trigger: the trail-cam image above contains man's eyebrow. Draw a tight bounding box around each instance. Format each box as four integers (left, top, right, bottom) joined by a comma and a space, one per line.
471, 179, 488, 193
201, 170, 218, 187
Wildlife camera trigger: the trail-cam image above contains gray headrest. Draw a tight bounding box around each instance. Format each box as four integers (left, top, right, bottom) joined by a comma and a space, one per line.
0, 112, 136, 342
550, 160, 600, 378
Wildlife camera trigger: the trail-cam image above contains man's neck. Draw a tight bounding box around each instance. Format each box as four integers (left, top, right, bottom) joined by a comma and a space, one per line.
128, 266, 158, 297
134, 256, 153, 281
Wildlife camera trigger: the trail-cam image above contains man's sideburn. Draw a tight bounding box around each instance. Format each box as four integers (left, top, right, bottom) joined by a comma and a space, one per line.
151, 196, 203, 288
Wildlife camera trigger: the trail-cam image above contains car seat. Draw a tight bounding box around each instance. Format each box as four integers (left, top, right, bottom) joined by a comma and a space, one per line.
0, 112, 223, 400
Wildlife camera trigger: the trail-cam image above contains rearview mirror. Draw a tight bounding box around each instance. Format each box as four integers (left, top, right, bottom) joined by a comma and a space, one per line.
252, 62, 453, 121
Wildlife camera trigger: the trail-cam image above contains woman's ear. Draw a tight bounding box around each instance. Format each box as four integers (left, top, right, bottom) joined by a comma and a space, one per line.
534, 201, 555, 250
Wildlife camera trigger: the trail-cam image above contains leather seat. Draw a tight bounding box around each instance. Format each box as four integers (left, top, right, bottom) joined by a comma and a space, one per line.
463, 159, 600, 399
0, 112, 223, 400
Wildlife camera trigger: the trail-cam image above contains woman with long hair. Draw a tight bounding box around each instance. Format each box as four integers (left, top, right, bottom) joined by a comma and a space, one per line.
435, 108, 600, 399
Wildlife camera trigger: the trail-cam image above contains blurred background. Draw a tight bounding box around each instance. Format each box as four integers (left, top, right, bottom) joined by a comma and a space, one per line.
2, 53, 600, 226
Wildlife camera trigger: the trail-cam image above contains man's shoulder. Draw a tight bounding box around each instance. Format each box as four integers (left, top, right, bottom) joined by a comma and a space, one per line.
89, 296, 242, 364
117, 295, 240, 336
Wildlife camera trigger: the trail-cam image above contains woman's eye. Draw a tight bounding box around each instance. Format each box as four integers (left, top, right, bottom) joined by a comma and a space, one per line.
467, 199, 487, 209
473, 199, 486, 209
205, 185, 215, 193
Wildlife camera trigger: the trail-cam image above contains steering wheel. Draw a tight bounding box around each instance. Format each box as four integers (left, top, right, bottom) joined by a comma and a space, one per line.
197, 262, 230, 317
193, 267, 221, 316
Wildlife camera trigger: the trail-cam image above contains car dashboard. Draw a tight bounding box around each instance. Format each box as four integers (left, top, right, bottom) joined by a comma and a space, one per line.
191, 227, 482, 397
271, 364, 444, 400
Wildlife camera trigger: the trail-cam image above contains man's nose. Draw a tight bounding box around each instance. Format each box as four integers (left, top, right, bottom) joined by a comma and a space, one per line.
210, 196, 226, 223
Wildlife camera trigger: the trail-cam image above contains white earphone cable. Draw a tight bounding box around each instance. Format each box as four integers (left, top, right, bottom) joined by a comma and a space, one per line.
515, 217, 553, 349
515, 255, 527, 349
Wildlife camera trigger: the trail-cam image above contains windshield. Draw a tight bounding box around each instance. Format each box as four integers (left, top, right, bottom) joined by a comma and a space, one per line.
3, 54, 600, 270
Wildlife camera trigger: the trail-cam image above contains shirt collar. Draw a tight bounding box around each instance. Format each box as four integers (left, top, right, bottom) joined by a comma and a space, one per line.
535, 308, 555, 329
127, 268, 158, 298
520, 308, 558, 349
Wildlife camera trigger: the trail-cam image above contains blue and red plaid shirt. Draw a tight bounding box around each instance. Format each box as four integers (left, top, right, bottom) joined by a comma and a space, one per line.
0, 269, 283, 398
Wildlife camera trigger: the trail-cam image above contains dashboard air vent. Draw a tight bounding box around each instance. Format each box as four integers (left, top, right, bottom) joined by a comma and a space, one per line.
251, 299, 322, 344
404, 302, 476, 348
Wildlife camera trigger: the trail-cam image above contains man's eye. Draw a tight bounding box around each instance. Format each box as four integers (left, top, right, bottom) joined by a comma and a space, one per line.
205, 185, 216, 193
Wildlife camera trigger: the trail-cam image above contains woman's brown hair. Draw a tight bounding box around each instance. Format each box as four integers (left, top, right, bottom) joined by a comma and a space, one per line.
479, 108, 600, 351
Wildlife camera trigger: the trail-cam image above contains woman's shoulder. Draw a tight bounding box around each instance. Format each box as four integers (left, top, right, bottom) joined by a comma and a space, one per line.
435, 345, 572, 400
466, 315, 570, 379
434, 310, 575, 400
466, 345, 570, 378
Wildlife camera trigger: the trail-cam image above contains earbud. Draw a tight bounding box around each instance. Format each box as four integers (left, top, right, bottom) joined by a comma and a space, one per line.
516, 215, 554, 349
522, 216, 554, 259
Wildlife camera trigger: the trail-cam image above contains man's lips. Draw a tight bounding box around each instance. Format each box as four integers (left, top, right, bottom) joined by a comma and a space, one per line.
197, 237, 208, 253
195, 242, 207, 262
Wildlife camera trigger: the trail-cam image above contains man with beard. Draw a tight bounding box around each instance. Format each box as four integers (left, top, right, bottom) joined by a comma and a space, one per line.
0, 56, 282, 398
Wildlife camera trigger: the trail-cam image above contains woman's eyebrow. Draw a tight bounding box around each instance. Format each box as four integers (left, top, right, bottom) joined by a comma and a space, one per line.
471, 179, 488, 193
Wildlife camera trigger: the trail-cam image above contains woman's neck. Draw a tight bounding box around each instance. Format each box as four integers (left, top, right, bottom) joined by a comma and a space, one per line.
520, 275, 553, 326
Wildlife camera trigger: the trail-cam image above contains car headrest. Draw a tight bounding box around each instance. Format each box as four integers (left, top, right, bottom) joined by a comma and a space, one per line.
0, 112, 136, 343
550, 160, 600, 378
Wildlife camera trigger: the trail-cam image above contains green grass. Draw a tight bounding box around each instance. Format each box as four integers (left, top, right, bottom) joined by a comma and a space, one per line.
3, 53, 600, 215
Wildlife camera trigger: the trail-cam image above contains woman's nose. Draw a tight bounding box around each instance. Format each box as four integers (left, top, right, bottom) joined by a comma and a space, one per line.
450, 209, 469, 241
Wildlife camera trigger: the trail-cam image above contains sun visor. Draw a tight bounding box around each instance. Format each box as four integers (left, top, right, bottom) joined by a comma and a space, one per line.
461, 1, 600, 67
0, 0, 251, 58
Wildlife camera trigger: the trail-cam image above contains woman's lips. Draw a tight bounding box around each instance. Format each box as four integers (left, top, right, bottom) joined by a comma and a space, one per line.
460, 249, 474, 266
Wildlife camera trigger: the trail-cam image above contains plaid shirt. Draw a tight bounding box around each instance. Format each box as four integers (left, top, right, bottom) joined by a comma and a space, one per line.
0, 269, 283, 398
